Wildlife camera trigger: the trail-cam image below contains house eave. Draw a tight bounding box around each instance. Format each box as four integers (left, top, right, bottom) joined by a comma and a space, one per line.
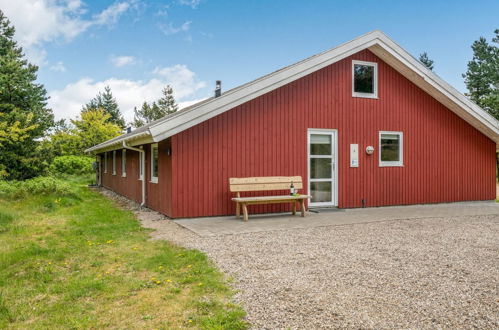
85, 131, 153, 154
147, 30, 499, 145
88, 30, 499, 151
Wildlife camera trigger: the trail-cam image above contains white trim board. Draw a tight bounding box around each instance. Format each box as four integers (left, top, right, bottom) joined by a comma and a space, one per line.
379, 131, 404, 167
86, 30, 499, 154
308, 129, 338, 207
352, 60, 378, 99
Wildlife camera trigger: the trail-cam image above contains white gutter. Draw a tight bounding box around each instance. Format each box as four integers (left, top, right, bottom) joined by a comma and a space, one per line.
86, 131, 151, 153
122, 141, 146, 207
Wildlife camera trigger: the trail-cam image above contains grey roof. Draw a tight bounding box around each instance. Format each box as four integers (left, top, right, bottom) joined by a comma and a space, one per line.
87, 30, 499, 153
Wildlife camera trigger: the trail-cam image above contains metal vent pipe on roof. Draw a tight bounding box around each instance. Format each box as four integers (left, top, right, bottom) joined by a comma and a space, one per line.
215, 80, 221, 98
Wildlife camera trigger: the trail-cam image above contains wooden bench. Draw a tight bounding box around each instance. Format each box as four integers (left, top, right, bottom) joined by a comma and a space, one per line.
229, 176, 311, 221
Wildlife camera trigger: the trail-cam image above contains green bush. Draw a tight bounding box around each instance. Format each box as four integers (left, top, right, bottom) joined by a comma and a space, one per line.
49, 156, 94, 175
0, 176, 75, 199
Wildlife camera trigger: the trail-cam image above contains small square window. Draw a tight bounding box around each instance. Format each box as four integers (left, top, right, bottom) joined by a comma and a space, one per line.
352, 60, 378, 98
379, 131, 403, 167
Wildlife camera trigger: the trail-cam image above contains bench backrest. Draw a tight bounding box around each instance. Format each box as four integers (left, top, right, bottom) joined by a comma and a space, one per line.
229, 176, 303, 193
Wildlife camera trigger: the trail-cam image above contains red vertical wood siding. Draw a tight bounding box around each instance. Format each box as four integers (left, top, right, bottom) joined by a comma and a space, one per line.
100, 149, 142, 202
144, 139, 173, 216
170, 49, 495, 218
99, 138, 173, 216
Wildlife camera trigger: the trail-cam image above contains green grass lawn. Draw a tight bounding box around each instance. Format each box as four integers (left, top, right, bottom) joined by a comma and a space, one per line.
0, 176, 247, 329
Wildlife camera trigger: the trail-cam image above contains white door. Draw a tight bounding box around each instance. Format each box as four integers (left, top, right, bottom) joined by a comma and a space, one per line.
308, 129, 337, 207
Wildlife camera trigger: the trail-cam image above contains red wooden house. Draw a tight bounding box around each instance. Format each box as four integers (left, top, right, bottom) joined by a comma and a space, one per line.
87, 31, 499, 218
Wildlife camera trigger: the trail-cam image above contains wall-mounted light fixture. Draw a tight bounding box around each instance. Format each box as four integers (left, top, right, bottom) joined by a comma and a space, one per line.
365, 146, 374, 155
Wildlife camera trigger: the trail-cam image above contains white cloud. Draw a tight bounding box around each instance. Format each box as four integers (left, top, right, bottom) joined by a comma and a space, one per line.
178, 0, 202, 9
158, 21, 191, 36
49, 61, 66, 72
48, 64, 207, 123
93, 1, 133, 26
152, 64, 206, 98
110, 55, 136, 67
0, 0, 137, 65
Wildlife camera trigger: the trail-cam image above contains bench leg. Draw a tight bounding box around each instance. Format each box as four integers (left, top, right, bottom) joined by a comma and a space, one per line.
300, 199, 306, 217
242, 203, 249, 221
292, 201, 296, 215
236, 202, 240, 218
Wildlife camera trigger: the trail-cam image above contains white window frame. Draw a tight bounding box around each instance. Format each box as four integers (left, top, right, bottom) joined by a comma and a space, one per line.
150, 143, 158, 184
104, 152, 108, 173
352, 60, 378, 99
121, 149, 126, 177
138, 146, 144, 181
307, 129, 339, 207
379, 131, 403, 167
112, 150, 116, 175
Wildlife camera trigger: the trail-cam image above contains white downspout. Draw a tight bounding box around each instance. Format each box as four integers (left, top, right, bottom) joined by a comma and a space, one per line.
123, 141, 146, 207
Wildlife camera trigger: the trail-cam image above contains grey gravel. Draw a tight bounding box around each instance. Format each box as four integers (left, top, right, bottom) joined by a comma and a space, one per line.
100, 188, 499, 329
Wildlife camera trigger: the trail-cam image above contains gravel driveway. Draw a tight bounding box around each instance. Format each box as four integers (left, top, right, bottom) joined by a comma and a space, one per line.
102, 190, 499, 329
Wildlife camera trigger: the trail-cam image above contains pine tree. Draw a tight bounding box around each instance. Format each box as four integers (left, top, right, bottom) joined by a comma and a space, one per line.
132, 102, 153, 128
0, 10, 54, 179
82, 86, 125, 129
418, 52, 434, 71
158, 85, 178, 115
463, 29, 499, 119
132, 86, 179, 128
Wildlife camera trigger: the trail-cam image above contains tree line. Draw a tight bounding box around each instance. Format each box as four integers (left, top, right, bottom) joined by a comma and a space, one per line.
0, 9, 497, 180
0, 11, 180, 180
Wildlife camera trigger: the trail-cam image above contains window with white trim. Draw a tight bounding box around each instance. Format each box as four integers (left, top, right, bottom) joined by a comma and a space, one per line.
138, 147, 144, 181
122, 149, 126, 177
104, 152, 108, 173
112, 150, 116, 175
352, 60, 378, 98
379, 131, 403, 167
150, 144, 158, 183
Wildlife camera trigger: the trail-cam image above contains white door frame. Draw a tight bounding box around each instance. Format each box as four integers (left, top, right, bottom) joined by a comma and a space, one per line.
307, 129, 338, 207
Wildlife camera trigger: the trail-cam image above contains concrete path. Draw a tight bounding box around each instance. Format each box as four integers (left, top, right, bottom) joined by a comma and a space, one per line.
173, 201, 499, 236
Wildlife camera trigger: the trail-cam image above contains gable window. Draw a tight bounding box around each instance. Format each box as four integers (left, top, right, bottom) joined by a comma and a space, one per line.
352, 60, 378, 98
151, 143, 158, 183
112, 151, 116, 175
104, 152, 108, 173
139, 147, 144, 181
379, 131, 403, 167
122, 149, 127, 177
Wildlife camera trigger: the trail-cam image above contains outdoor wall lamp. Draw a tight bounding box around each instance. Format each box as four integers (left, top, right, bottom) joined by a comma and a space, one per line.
366, 146, 374, 155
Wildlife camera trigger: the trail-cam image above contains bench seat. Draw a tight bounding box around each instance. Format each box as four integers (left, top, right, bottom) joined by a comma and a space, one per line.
232, 195, 309, 203
229, 176, 310, 221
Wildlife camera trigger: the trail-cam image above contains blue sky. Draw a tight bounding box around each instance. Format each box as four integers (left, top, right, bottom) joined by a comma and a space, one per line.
1, 0, 498, 122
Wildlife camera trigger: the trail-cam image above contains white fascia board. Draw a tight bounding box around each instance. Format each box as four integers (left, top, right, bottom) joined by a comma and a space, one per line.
371, 34, 499, 142
144, 30, 498, 146
85, 132, 153, 153
149, 32, 381, 141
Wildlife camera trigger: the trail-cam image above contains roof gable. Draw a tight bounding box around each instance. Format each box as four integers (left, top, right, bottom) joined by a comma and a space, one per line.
87, 30, 499, 153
